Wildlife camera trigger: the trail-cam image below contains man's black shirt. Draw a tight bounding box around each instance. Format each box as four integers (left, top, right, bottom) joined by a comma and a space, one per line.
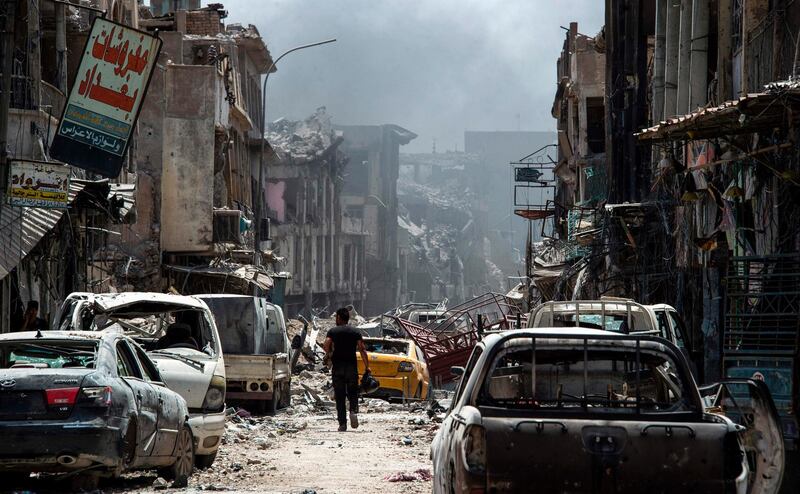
328, 324, 362, 367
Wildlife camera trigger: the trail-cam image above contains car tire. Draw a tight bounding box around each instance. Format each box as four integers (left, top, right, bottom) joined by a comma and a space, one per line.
160, 424, 194, 487
195, 451, 217, 469
122, 419, 137, 466
268, 387, 279, 415
280, 381, 291, 408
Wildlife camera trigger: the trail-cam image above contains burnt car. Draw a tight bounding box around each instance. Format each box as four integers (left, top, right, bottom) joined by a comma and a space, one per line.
432, 329, 785, 494
0, 330, 194, 490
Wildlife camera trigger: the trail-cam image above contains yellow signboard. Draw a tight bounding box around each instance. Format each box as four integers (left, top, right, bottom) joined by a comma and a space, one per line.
8, 160, 70, 209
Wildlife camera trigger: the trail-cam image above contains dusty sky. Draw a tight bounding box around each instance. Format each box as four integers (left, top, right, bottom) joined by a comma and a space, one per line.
223, 0, 605, 153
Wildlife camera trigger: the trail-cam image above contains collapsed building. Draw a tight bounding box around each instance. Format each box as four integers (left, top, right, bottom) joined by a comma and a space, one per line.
263, 108, 367, 315
398, 152, 503, 303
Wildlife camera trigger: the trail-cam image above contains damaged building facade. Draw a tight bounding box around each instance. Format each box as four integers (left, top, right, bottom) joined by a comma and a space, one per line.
0, 0, 143, 328
0, 0, 278, 329
263, 109, 367, 316
543, 0, 800, 465
336, 124, 417, 315
124, 3, 276, 296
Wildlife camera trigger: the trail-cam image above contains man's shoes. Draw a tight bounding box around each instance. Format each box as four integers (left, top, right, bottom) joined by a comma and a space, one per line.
350, 412, 359, 429
338, 424, 347, 432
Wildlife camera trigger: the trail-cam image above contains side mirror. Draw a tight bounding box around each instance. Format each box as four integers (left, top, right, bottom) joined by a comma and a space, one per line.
290, 334, 302, 350
451, 366, 465, 377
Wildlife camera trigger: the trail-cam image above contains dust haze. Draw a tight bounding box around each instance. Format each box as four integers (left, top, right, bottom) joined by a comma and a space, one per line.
223, 0, 604, 151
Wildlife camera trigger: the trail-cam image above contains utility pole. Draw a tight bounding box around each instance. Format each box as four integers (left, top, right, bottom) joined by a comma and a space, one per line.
55, 0, 66, 92
27, 0, 40, 110
252, 38, 336, 272
0, 0, 16, 194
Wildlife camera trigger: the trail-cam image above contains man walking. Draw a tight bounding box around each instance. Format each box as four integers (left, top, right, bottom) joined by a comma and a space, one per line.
324, 307, 370, 432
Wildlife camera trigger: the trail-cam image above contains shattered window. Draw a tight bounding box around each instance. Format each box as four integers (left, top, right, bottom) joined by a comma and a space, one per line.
364, 340, 409, 355
479, 344, 688, 413
0, 340, 98, 369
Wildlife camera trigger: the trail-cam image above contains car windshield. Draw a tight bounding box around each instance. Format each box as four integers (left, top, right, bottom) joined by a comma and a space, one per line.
94, 308, 216, 355
0, 340, 98, 369
532, 303, 654, 333
364, 340, 409, 355
478, 342, 689, 414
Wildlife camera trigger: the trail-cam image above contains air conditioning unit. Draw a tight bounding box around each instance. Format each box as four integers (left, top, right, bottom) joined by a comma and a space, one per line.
213, 209, 243, 244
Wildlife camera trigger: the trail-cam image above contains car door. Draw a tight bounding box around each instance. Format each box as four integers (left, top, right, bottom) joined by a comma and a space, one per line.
116, 340, 159, 458
131, 342, 182, 457
667, 309, 703, 375
435, 345, 483, 493
700, 379, 785, 494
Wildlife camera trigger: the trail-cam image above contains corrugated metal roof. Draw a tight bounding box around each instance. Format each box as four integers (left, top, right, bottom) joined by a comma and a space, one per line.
637, 84, 800, 141
0, 182, 86, 279
109, 182, 135, 220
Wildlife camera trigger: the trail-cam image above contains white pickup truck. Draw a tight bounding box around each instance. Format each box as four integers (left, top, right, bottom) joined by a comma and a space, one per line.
527, 298, 702, 373
196, 295, 291, 414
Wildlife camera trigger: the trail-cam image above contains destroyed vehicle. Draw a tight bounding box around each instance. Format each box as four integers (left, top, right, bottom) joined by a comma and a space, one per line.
54, 292, 226, 468
431, 329, 784, 494
357, 337, 430, 401
195, 294, 291, 413
528, 298, 702, 372
0, 330, 194, 490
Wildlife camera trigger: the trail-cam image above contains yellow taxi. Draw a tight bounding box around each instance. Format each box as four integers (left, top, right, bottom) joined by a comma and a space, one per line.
356, 337, 430, 400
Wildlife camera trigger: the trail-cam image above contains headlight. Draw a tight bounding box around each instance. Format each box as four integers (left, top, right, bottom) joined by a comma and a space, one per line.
398, 361, 415, 373
462, 424, 486, 474
202, 375, 226, 412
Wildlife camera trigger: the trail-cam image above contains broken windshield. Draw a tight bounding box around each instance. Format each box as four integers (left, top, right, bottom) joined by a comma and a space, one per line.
364, 339, 409, 355
93, 309, 217, 357
0, 340, 98, 369
478, 344, 688, 414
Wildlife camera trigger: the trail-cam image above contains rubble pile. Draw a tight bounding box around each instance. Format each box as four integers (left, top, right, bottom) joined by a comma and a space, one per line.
267, 108, 344, 165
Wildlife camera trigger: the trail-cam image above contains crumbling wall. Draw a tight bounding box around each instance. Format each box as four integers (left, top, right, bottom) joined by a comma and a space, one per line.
160, 64, 216, 252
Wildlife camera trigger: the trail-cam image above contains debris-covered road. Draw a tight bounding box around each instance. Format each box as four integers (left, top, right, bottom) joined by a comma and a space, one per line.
112, 373, 436, 494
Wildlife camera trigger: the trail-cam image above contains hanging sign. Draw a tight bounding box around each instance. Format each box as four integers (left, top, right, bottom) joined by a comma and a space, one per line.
50, 18, 162, 178
515, 167, 544, 182
7, 160, 70, 209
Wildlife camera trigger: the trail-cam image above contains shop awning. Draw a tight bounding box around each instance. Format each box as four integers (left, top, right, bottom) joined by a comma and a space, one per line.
166, 263, 274, 293
0, 182, 86, 279
637, 83, 800, 141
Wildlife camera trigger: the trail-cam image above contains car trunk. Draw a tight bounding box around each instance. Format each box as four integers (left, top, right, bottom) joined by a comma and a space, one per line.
359, 354, 407, 378
0, 369, 90, 420
482, 413, 732, 493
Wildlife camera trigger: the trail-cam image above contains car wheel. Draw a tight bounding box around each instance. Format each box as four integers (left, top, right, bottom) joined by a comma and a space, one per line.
122, 419, 137, 466
415, 383, 423, 399
281, 382, 291, 408
160, 424, 194, 487
195, 451, 217, 469
268, 386, 280, 414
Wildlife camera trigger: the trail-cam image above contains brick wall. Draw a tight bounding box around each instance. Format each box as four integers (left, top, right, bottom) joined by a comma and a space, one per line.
186, 10, 222, 36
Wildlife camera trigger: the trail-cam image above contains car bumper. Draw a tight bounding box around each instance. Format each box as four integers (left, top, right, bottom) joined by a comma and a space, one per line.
188, 411, 225, 455
366, 375, 423, 399
0, 416, 127, 472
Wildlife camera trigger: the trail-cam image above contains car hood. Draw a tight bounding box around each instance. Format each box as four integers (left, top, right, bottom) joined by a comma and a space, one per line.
150, 350, 222, 408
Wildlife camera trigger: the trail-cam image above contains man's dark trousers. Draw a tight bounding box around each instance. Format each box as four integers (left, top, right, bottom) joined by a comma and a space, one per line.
332, 362, 359, 426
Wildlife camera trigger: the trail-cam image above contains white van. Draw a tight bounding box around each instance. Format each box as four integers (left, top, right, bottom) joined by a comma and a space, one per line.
54, 292, 226, 468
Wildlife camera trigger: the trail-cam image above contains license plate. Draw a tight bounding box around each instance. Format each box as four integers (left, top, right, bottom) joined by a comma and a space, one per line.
0, 391, 47, 417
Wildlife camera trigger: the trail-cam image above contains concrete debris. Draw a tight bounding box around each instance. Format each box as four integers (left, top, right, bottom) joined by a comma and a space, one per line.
152, 477, 169, 490
267, 108, 344, 165
383, 469, 432, 482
